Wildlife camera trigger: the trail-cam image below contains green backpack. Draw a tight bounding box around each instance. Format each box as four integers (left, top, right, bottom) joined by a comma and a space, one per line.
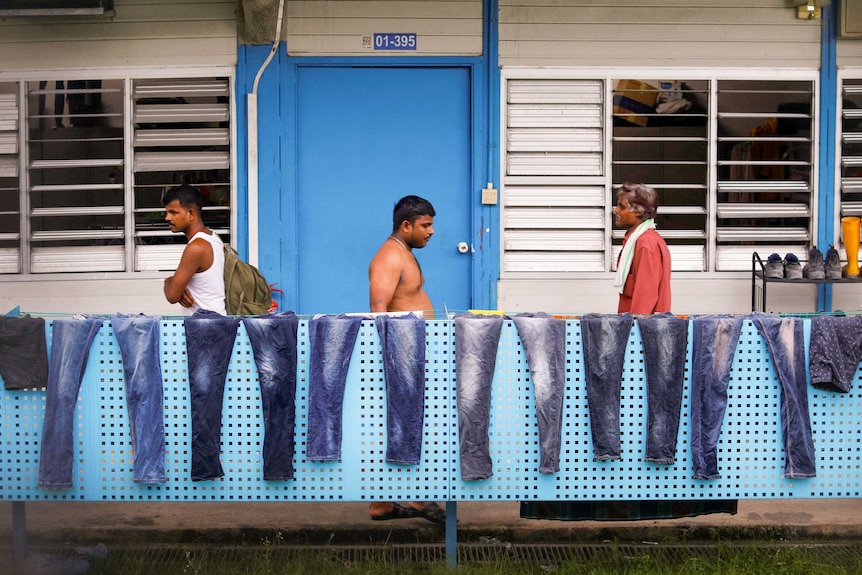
223, 245, 274, 315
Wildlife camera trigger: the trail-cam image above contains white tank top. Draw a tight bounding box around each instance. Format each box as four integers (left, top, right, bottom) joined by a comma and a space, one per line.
185, 230, 226, 315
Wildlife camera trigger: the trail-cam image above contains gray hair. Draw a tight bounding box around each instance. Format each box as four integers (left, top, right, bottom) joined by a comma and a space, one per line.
617, 182, 658, 220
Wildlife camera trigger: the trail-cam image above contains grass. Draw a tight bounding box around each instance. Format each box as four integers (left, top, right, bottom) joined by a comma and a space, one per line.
78, 540, 862, 575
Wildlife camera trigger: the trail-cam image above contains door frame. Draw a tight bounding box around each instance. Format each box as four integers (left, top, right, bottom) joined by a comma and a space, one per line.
274, 56, 497, 313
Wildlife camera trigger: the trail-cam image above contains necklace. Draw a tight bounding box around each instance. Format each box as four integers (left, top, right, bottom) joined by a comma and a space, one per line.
389, 235, 422, 274
389, 235, 410, 251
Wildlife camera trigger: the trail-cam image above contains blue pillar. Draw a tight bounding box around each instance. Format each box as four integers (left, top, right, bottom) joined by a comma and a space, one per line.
817, 4, 838, 312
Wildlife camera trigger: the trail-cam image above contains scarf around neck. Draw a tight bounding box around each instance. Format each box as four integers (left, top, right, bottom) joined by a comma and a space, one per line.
614, 218, 656, 294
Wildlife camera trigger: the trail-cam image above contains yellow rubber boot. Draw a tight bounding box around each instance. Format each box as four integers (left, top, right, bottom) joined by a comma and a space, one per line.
842, 216, 861, 278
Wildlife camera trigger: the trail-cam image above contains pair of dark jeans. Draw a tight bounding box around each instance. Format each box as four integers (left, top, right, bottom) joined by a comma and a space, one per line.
689, 315, 744, 480
38, 316, 104, 488
111, 314, 166, 484
183, 309, 240, 481
306, 314, 365, 461
580, 313, 633, 461
750, 313, 816, 479
454, 312, 504, 480
637, 313, 688, 464
242, 312, 299, 480
375, 314, 427, 465
0, 315, 48, 390
511, 313, 567, 474
808, 314, 862, 393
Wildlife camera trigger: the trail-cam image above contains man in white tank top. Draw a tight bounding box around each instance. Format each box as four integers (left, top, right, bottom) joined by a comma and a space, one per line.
162, 185, 227, 315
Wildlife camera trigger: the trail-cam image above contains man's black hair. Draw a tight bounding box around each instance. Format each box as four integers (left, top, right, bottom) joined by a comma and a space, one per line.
162, 184, 203, 213
392, 195, 435, 233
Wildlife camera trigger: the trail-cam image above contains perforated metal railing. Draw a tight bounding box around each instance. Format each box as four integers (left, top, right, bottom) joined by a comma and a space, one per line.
2, 318, 862, 502
3, 317, 862, 563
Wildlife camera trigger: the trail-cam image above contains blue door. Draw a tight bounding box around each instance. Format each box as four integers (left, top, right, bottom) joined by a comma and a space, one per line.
295, 66, 473, 315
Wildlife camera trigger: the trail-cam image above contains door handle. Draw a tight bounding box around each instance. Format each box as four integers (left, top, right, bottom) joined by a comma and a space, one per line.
457, 242, 470, 254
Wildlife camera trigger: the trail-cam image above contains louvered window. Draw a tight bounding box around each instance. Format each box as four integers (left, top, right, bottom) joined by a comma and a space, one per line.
840, 78, 862, 226
0, 75, 232, 275
0, 84, 18, 273
501, 74, 815, 274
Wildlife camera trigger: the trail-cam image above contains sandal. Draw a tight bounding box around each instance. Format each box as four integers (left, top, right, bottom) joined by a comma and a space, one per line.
370, 502, 423, 521
412, 502, 446, 525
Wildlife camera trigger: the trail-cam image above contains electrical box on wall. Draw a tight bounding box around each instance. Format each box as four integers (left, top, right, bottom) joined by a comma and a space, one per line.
841, 0, 862, 37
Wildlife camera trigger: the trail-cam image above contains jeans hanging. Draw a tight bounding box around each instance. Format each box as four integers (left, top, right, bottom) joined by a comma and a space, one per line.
0, 315, 48, 390
243, 312, 299, 480
306, 314, 365, 461
111, 314, 166, 484
454, 312, 504, 480
809, 314, 862, 393
511, 312, 566, 474
689, 315, 744, 480
751, 313, 817, 479
183, 309, 240, 481
375, 314, 427, 465
580, 313, 633, 462
637, 313, 688, 464
38, 316, 104, 488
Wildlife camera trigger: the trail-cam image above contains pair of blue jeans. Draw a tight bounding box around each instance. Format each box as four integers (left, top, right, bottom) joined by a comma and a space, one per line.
750, 313, 816, 479
111, 314, 166, 484
306, 314, 427, 465
454, 312, 504, 480
243, 312, 299, 480
689, 315, 744, 480
808, 314, 862, 393
375, 314, 427, 465
183, 309, 240, 481
580, 313, 633, 461
511, 313, 567, 474
306, 314, 365, 462
637, 313, 688, 464
38, 316, 104, 488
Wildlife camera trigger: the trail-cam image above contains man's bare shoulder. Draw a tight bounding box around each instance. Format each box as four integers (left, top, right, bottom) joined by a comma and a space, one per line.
369, 240, 406, 269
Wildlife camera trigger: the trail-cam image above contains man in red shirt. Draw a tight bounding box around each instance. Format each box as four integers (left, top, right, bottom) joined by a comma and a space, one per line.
613, 182, 671, 314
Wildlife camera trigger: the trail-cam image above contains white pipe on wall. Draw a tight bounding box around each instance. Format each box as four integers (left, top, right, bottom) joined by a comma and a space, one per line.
247, 0, 285, 267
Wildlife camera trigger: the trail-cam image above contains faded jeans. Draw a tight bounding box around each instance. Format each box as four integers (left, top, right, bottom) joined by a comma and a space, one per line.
375, 314, 427, 465
184, 309, 240, 481
689, 315, 744, 480
637, 313, 688, 464
306, 314, 365, 461
751, 313, 816, 479
111, 314, 166, 484
38, 316, 104, 488
454, 312, 504, 480
809, 314, 862, 393
511, 312, 566, 474
580, 313, 633, 461
243, 312, 299, 480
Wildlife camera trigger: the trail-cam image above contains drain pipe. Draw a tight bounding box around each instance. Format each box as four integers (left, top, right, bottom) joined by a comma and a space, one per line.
247, 0, 285, 266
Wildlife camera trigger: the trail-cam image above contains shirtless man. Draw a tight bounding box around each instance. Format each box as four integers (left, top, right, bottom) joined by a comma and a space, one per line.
366, 195, 445, 524
162, 184, 226, 315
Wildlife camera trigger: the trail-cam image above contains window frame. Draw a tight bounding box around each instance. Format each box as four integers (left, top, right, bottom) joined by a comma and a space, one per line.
499, 66, 820, 279
0, 66, 236, 279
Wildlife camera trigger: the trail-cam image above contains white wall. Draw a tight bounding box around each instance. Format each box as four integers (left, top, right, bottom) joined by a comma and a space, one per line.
285, 0, 483, 56
499, 0, 821, 68
0, 275, 188, 316
0, 0, 238, 69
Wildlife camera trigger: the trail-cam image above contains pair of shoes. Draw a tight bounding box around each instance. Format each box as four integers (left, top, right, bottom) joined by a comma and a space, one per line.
803, 247, 825, 280
371, 502, 446, 525
765, 253, 784, 279
784, 253, 803, 279
825, 245, 842, 280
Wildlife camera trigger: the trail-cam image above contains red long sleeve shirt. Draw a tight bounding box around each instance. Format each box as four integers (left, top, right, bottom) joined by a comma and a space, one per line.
617, 228, 672, 314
